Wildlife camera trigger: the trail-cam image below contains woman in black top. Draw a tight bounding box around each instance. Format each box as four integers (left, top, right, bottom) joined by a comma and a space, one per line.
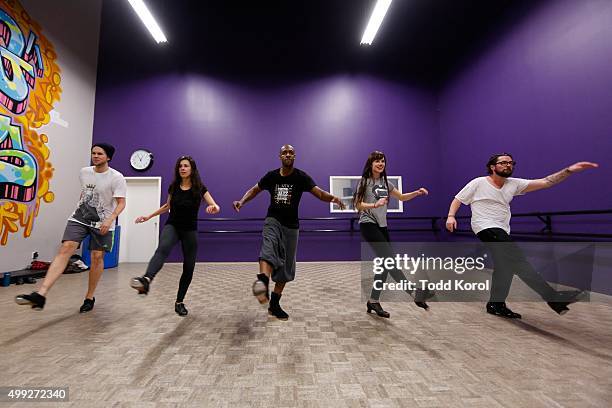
130, 156, 220, 316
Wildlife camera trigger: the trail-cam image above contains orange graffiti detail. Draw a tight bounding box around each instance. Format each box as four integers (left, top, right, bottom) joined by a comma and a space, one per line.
0, 0, 60, 245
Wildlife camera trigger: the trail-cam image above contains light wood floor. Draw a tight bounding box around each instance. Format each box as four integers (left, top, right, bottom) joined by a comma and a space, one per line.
1, 262, 611, 407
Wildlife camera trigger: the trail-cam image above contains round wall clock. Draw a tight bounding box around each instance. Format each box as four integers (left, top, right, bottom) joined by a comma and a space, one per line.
130, 149, 154, 171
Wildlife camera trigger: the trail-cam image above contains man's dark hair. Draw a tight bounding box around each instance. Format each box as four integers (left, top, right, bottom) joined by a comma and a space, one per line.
486, 153, 513, 174
92, 143, 116, 161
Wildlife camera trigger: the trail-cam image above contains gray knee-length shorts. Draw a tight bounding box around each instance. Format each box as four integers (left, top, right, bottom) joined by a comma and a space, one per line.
259, 217, 299, 283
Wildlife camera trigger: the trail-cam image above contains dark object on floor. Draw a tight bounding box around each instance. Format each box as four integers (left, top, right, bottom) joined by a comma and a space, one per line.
15, 292, 46, 309
64, 255, 89, 274
366, 300, 390, 318
486, 302, 522, 319
79, 298, 95, 313
175, 302, 188, 316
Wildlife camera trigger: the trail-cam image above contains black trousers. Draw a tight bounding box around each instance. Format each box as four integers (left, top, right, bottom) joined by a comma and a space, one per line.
477, 228, 556, 302
360, 223, 415, 301
144, 224, 198, 303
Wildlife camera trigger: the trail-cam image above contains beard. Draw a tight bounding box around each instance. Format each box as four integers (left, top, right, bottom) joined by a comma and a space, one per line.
494, 168, 513, 178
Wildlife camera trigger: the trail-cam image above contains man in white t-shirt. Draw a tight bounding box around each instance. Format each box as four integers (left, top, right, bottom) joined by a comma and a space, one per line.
446, 153, 598, 318
16, 143, 127, 312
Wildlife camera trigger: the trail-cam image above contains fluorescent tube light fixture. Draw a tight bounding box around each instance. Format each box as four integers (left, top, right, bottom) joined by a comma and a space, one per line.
127, 0, 167, 43
361, 0, 392, 45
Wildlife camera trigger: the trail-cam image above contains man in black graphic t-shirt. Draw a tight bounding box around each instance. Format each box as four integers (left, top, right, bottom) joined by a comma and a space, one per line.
233, 144, 345, 320
258, 167, 317, 229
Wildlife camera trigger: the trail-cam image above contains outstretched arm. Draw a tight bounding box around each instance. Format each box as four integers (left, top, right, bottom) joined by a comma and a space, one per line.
522, 162, 599, 193
203, 191, 220, 214
136, 195, 171, 224
310, 186, 346, 210
233, 184, 262, 212
390, 187, 429, 202
445, 198, 463, 232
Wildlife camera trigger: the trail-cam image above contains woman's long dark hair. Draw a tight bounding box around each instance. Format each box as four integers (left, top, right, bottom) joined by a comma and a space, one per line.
353, 151, 389, 210
168, 156, 205, 201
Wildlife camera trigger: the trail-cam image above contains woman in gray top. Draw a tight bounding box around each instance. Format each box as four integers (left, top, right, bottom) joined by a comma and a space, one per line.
353, 151, 430, 318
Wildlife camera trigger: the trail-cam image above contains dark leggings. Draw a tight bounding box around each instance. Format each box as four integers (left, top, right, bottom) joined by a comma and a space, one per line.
144, 224, 197, 303
360, 222, 415, 301
477, 228, 556, 302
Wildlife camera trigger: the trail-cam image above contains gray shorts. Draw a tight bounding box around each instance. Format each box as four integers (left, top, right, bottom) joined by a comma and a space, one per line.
62, 221, 113, 252
259, 217, 299, 283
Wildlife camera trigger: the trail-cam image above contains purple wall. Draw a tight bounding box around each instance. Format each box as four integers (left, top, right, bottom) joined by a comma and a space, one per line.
438, 0, 612, 236
93, 75, 440, 261
93, 0, 612, 275
437, 0, 612, 294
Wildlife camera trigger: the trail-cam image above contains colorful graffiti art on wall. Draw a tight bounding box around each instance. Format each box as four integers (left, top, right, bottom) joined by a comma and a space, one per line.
0, 0, 61, 245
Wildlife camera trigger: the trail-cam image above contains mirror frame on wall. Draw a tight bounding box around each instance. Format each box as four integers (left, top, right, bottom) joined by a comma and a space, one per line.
328, 175, 403, 213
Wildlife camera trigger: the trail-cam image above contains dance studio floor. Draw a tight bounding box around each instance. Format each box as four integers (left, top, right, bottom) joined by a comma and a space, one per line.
1, 262, 611, 407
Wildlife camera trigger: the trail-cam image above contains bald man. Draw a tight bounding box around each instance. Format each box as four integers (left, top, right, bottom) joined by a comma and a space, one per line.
233, 145, 345, 320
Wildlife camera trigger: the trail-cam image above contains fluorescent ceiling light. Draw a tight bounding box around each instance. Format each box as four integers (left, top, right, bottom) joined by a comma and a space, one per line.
127, 0, 167, 43
361, 0, 392, 45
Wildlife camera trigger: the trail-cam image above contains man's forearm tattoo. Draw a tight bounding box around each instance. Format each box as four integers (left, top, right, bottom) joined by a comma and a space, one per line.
545, 167, 572, 185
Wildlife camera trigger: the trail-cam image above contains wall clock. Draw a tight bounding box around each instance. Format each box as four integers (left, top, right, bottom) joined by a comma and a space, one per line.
130, 149, 153, 171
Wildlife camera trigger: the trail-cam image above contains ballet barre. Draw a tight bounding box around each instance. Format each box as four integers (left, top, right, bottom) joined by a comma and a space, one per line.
196, 216, 442, 234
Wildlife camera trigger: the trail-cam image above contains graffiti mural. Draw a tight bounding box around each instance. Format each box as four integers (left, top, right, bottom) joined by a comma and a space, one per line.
0, 0, 61, 245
